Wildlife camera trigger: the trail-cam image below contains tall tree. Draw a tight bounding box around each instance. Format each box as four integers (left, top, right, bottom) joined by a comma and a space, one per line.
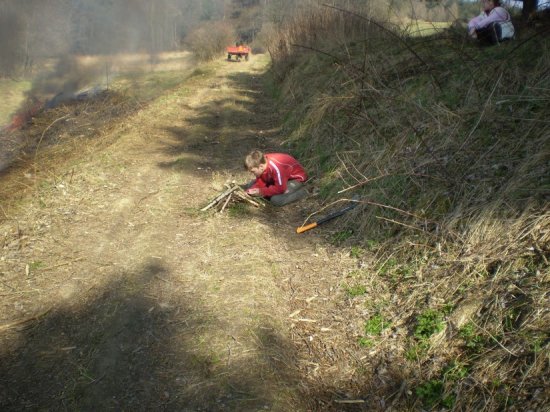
522, 0, 539, 20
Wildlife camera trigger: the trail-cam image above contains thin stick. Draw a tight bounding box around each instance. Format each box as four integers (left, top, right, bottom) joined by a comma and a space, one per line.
220, 193, 232, 213
334, 399, 365, 404
201, 185, 239, 211
376, 216, 426, 233
0, 280, 15, 291
362, 198, 425, 220
40, 257, 84, 272
0, 204, 10, 220
34, 114, 70, 162
471, 319, 518, 357
337, 173, 392, 193
233, 190, 262, 207
0, 307, 52, 331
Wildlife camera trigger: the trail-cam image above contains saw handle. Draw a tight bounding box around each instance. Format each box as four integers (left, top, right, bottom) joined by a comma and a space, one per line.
296, 222, 317, 234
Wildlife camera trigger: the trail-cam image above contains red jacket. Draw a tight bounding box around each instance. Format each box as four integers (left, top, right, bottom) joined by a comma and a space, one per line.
249, 153, 307, 197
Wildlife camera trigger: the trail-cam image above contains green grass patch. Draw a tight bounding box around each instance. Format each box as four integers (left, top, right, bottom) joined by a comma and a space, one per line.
364, 313, 391, 336
376, 256, 419, 287
112, 70, 189, 103
29, 261, 44, 270
183, 207, 205, 218
405, 340, 430, 361
188, 67, 214, 78
377, 257, 398, 276
458, 322, 486, 353
227, 203, 249, 217
414, 309, 445, 340
171, 157, 188, 170
416, 379, 455, 409
350, 245, 364, 259
330, 229, 353, 245
443, 360, 469, 382
318, 176, 344, 199
264, 73, 282, 100
531, 336, 545, 354
358, 337, 374, 347
344, 283, 367, 297
365, 239, 379, 251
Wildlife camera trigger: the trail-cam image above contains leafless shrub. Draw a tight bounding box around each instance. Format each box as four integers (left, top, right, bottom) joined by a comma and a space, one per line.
185, 21, 236, 62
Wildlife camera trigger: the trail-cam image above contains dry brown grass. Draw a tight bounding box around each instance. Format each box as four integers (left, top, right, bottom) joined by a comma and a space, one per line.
0, 90, 139, 207
259, 3, 550, 410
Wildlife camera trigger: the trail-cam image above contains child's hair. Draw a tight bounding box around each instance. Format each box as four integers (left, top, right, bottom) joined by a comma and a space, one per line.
244, 150, 265, 170
484, 0, 501, 8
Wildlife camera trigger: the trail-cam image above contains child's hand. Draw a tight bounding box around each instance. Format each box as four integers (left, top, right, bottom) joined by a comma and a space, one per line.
246, 188, 260, 196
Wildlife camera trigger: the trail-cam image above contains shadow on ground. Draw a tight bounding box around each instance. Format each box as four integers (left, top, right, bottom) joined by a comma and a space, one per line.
157, 70, 278, 176
0, 259, 302, 411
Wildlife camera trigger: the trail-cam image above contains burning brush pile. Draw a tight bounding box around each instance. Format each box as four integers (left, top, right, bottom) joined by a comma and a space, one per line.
0, 85, 138, 174
4, 99, 44, 133
4, 86, 109, 133
201, 183, 265, 212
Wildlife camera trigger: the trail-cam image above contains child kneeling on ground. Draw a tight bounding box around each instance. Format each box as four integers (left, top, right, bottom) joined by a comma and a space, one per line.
244, 150, 308, 207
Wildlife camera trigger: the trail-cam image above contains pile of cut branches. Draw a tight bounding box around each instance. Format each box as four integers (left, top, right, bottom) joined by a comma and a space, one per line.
201, 183, 265, 212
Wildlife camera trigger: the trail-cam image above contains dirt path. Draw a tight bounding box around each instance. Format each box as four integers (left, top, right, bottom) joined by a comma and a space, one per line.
0, 55, 358, 411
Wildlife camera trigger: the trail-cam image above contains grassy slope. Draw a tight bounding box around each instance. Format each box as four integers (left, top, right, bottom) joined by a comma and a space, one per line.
267, 9, 549, 411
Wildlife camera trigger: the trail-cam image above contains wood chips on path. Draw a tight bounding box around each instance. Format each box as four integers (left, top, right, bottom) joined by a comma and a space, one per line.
0, 55, 360, 411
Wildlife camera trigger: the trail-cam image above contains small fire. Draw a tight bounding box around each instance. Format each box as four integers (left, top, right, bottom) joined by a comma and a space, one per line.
5, 99, 45, 132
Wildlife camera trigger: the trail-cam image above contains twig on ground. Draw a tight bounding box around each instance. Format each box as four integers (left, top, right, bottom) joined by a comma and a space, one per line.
200, 184, 239, 211
40, 257, 84, 272
233, 190, 262, 207
471, 319, 519, 357
34, 114, 70, 163
334, 399, 365, 404
201, 183, 263, 212
376, 216, 427, 233
220, 193, 233, 212
0, 307, 52, 331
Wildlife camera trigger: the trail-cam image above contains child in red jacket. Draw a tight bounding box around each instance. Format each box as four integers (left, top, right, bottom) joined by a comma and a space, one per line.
244, 150, 308, 206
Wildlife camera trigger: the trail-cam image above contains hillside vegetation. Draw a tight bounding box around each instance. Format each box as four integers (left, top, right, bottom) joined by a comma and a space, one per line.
262, 5, 549, 411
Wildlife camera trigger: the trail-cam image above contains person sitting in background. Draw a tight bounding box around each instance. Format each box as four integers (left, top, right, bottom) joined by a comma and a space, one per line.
468, 0, 515, 45
243, 150, 308, 207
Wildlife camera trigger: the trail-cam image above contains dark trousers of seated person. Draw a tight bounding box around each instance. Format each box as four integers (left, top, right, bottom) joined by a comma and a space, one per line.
243, 180, 307, 206
270, 180, 307, 206
476, 22, 502, 46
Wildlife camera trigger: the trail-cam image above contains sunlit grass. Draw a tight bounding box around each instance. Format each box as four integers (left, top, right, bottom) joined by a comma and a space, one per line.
402, 20, 451, 36
0, 78, 31, 125
0, 51, 194, 127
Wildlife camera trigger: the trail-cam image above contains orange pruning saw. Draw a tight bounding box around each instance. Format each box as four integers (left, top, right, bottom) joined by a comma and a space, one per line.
296, 197, 360, 234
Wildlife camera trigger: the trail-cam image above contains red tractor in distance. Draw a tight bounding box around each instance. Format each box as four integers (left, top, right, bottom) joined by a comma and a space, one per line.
226, 44, 250, 61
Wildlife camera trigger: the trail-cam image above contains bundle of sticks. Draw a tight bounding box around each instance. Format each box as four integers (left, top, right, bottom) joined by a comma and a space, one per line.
201, 183, 264, 212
